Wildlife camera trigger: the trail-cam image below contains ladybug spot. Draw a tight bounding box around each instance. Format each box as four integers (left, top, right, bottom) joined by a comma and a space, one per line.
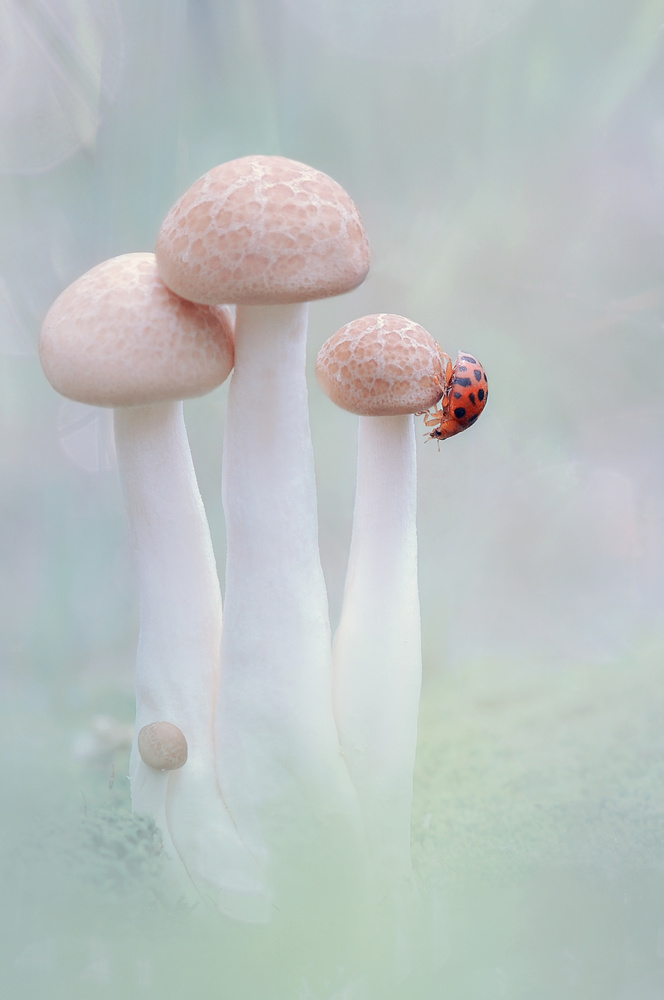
478, 388, 485, 401
453, 391, 462, 399
461, 355, 477, 363
467, 414, 479, 426
469, 392, 476, 405
474, 369, 483, 381
454, 406, 466, 419
454, 376, 472, 387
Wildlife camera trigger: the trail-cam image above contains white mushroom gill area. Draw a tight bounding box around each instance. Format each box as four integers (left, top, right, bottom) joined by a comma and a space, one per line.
155, 156, 370, 305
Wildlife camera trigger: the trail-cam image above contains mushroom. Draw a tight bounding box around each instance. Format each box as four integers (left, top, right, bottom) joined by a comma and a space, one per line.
138, 721, 188, 771
316, 314, 445, 899
155, 156, 371, 893
39, 253, 268, 920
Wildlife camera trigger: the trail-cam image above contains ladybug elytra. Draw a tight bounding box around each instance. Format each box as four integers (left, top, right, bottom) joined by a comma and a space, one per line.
423, 350, 488, 441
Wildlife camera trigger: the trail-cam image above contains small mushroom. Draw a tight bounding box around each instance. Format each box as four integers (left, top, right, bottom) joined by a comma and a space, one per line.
138, 721, 188, 771
156, 156, 370, 893
40, 253, 267, 919
316, 314, 445, 899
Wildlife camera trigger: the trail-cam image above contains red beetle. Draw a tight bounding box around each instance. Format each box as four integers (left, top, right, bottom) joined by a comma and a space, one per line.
423, 350, 488, 441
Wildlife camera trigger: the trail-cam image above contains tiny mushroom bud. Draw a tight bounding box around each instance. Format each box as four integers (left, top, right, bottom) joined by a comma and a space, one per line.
156, 156, 370, 898
138, 721, 188, 771
316, 314, 444, 903
40, 254, 267, 920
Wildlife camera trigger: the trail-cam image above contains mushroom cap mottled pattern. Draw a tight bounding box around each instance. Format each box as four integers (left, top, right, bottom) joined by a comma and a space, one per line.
316, 314, 445, 416
155, 155, 370, 306
137, 721, 188, 771
39, 253, 234, 407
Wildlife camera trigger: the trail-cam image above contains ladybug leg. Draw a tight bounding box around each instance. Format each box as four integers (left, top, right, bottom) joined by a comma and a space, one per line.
422, 410, 443, 427
435, 345, 452, 374
423, 389, 450, 424
433, 347, 453, 399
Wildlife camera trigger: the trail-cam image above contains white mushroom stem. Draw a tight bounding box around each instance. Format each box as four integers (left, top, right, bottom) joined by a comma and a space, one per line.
332, 413, 421, 897
114, 401, 268, 921
216, 303, 364, 891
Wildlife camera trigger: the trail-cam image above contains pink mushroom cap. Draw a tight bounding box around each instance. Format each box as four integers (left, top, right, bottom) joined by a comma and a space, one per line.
155, 155, 371, 306
316, 313, 446, 416
40, 253, 234, 408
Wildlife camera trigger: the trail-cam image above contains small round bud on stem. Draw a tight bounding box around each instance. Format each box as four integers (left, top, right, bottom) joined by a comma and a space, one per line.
138, 721, 188, 771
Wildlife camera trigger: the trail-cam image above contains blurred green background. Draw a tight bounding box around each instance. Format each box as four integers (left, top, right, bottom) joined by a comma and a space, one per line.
3, 0, 664, 996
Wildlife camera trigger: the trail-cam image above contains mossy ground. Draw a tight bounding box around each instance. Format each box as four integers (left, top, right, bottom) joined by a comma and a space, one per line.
408, 644, 664, 998
4, 646, 664, 998
413, 645, 664, 881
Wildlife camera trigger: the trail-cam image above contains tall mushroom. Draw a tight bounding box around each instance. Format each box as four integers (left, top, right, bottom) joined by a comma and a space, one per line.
155, 156, 371, 897
39, 253, 267, 920
316, 314, 445, 901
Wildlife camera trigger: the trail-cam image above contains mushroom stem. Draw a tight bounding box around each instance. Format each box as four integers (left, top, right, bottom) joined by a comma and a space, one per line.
216, 303, 364, 895
332, 413, 421, 897
114, 401, 268, 920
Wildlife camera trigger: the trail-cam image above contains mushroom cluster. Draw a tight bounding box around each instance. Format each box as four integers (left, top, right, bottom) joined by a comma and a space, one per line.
39, 155, 486, 921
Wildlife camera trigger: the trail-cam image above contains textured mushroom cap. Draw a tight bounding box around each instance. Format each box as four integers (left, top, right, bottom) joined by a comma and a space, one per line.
316, 314, 446, 416
137, 721, 188, 771
155, 155, 370, 306
39, 253, 234, 407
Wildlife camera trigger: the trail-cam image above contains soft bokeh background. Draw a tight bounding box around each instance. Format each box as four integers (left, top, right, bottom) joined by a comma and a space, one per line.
3, 0, 664, 997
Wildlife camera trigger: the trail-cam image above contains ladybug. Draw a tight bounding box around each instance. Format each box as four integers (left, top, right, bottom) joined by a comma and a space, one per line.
423, 350, 488, 441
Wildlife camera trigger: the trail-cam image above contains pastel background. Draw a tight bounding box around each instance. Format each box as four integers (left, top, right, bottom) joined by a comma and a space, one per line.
2, 1, 664, 997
